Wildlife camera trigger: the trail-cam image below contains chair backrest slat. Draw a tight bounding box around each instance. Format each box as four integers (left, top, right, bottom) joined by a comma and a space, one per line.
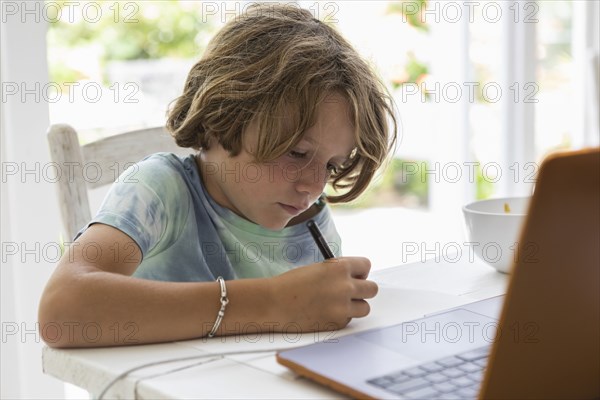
48, 124, 92, 240
47, 123, 191, 240
81, 127, 189, 189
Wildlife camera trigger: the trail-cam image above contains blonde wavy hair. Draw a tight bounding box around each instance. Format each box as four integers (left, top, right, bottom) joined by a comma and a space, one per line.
166, 3, 398, 203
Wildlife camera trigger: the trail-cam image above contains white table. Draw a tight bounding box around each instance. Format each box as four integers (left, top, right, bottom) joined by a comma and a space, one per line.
42, 256, 508, 399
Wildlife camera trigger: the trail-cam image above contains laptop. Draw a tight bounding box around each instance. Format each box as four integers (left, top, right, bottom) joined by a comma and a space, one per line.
277, 148, 600, 399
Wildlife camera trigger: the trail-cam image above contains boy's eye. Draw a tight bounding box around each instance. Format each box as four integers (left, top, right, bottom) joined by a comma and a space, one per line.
289, 150, 307, 159
288, 150, 339, 175
327, 163, 339, 175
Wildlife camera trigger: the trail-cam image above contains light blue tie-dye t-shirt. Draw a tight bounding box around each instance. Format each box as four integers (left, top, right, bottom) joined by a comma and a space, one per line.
76, 152, 342, 282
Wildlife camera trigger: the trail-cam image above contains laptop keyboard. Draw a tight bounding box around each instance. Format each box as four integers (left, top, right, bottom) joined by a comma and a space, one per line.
366, 345, 490, 399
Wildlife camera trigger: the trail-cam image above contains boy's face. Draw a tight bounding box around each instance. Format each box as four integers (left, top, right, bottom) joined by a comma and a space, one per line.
198, 92, 356, 230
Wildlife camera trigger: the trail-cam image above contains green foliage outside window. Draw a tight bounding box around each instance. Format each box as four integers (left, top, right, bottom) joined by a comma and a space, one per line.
47, 1, 215, 85
328, 159, 430, 209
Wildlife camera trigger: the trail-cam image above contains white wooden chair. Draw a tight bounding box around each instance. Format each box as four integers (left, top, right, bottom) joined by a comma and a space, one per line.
47, 123, 191, 240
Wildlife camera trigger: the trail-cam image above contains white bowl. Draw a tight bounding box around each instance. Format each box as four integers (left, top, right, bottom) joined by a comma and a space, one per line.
462, 196, 531, 273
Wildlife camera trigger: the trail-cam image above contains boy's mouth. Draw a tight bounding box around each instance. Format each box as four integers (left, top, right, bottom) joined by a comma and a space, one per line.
277, 202, 305, 215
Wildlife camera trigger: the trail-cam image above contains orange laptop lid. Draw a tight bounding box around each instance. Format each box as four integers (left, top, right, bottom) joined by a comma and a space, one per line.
480, 147, 600, 399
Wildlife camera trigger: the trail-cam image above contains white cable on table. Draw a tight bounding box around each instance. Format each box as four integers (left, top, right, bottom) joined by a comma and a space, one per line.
96, 346, 301, 400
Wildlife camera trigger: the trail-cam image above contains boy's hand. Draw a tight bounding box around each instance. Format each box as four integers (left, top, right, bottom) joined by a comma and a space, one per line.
269, 257, 378, 332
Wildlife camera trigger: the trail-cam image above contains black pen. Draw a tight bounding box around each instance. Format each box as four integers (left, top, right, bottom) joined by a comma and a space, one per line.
307, 219, 335, 260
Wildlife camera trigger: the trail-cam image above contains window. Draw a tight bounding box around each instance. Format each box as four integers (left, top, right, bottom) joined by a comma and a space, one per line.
46, 1, 220, 143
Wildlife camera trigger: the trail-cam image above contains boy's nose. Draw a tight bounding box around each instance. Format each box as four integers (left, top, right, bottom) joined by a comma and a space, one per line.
295, 163, 328, 199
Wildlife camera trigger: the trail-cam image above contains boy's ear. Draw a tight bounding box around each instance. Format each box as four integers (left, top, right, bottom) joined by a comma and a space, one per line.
241, 122, 260, 155
204, 133, 218, 149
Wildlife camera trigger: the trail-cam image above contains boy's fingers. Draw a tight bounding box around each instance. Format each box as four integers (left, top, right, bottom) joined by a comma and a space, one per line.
345, 257, 372, 278
351, 299, 371, 318
353, 279, 378, 300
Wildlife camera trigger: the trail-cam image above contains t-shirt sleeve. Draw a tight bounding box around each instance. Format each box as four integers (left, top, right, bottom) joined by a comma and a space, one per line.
75, 155, 190, 258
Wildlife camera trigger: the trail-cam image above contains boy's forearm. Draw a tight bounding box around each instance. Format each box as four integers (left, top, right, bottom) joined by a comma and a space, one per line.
39, 270, 276, 348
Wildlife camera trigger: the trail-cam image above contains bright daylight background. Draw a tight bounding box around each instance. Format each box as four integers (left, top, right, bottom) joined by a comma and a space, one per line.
2, 0, 599, 398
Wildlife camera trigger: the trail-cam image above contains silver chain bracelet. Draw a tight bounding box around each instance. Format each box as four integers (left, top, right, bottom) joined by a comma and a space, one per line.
207, 276, 229, 338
